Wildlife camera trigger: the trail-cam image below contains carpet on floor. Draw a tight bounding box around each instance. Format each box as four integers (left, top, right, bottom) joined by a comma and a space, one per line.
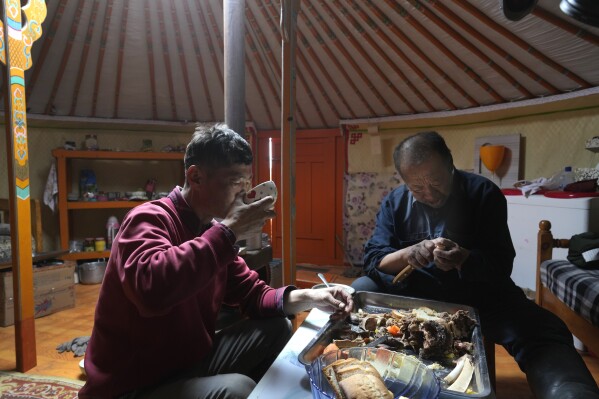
0, 370, 83, 399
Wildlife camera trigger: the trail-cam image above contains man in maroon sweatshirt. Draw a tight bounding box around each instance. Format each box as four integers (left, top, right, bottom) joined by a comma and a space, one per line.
79, 124, 353, 399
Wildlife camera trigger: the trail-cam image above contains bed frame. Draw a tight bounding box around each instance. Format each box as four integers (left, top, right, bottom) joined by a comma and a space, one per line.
536, 220, 599, 356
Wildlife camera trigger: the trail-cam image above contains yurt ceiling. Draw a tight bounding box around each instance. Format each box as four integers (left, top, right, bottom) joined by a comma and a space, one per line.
3, 0, 599, 131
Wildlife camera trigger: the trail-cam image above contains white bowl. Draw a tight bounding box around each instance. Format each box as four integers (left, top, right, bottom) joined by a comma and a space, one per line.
79, 358, 86, 375
244, 180, 277, 204
312, 283, 355, 295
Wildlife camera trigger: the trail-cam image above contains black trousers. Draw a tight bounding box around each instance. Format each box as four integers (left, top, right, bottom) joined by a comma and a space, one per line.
352, 275, 599, 399
122, 317, 292, 399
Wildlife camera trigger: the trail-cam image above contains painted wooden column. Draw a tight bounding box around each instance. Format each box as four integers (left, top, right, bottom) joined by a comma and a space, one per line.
223, 0, 245, 136
1, 0, 47, 372
280, 0, 300, 286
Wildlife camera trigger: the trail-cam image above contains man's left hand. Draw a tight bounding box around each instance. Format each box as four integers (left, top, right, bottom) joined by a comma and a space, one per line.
432, 238, 470, 272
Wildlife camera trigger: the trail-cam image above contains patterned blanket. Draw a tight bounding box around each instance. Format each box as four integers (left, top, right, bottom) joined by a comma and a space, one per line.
0, 370, 83, 399
541, 259, 599, 326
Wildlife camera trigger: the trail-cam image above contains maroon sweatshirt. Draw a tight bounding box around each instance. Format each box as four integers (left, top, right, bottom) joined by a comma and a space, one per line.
79, 188, 288, 398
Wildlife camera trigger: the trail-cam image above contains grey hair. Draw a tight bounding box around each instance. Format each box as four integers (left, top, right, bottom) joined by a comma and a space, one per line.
393, 131, 453, 175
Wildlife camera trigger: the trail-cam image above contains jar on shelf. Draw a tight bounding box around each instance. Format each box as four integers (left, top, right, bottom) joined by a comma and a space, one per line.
94, 237, 106, 252
83, 238, 95, 252
69, 239, 83, 252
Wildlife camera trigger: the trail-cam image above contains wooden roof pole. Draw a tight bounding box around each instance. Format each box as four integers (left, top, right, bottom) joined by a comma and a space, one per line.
280, 0, 299, 287
224, 0, 245, 136
1, 0, 47, 372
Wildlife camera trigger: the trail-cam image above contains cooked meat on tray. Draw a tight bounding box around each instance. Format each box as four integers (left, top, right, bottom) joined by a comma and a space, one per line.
339, 306, 477, 362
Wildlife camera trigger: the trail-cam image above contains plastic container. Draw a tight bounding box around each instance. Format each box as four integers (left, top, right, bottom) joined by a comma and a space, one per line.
94, 237, 106, 252
69, 239, 83, 252
106, 216, 120, 249
308, 347, 440, 399
559, 166, 575, 190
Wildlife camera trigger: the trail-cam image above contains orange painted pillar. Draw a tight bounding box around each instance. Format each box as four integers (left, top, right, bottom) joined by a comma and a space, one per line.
1, 0, 48, 372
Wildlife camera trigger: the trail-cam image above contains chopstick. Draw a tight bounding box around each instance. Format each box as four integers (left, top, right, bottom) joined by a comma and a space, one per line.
392, 243, 449, 284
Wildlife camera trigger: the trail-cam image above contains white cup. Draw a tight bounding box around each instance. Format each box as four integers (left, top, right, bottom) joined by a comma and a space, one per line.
246, 232, 262, 250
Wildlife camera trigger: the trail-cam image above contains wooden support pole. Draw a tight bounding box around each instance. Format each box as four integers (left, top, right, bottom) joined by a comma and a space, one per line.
224, 0, 246, 136
280, 0, 299, 287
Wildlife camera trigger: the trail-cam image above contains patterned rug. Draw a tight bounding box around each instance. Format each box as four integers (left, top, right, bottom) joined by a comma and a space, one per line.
0, 370, 83, 399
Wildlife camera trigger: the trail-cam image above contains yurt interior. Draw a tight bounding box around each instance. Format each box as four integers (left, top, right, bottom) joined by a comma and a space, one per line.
0, 0, 599, 398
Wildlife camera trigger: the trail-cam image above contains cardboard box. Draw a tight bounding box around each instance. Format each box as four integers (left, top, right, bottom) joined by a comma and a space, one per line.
0, 285, 76, 327
0, 261, 76, 327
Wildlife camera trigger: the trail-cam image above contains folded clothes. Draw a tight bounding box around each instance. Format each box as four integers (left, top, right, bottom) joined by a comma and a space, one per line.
56, 336, 90, 357
514, 174, 561, 197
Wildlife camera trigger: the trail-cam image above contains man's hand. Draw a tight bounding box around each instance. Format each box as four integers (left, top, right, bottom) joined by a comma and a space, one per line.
406, 239, 437, 269
220, 192, 276, 240
284, 287, 354, 321
432, 237, 469, 272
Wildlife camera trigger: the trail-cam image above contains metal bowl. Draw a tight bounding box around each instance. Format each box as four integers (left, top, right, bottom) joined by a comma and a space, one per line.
78, 261, 107, 284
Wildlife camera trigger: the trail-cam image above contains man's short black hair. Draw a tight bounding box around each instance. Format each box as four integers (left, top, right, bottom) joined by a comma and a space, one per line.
184, 123, 253, 171
393, 131, 454, 175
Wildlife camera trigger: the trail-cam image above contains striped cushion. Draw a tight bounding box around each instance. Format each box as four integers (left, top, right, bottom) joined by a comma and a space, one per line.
541, 259, 599, 327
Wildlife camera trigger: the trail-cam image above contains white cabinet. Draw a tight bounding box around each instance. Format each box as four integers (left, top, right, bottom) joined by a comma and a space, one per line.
506, 195, 599, 291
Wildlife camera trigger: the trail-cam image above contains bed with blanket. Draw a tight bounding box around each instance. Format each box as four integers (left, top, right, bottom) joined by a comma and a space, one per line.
536, 220, 599, 356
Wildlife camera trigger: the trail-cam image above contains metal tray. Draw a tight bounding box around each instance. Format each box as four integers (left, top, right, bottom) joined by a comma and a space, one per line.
298, 291, 494, 399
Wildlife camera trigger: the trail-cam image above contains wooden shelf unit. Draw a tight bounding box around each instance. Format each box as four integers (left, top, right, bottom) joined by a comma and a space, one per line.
52, 149, 184, 261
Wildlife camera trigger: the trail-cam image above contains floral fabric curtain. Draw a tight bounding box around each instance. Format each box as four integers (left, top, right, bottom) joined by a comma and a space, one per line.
343, 172, 401, 266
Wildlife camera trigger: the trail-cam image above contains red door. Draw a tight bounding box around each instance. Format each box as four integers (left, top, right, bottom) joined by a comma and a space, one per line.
256, 130, 344, 265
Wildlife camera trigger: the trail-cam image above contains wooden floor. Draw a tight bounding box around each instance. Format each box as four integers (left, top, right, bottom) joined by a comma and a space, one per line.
0, 265, 597, 399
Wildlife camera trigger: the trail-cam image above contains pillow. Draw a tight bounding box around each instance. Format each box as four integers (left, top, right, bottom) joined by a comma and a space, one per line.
567, 232, 599, 270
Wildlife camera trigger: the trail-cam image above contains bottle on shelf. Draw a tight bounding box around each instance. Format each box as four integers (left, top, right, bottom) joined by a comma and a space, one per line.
106, 216, 120, 249
559, 166, 575, 190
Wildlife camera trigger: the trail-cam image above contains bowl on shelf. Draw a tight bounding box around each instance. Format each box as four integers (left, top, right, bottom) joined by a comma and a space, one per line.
307, 347, 440, 399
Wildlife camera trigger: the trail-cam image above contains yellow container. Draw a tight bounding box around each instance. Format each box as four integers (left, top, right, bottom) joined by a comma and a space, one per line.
94, 237, 106, 252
